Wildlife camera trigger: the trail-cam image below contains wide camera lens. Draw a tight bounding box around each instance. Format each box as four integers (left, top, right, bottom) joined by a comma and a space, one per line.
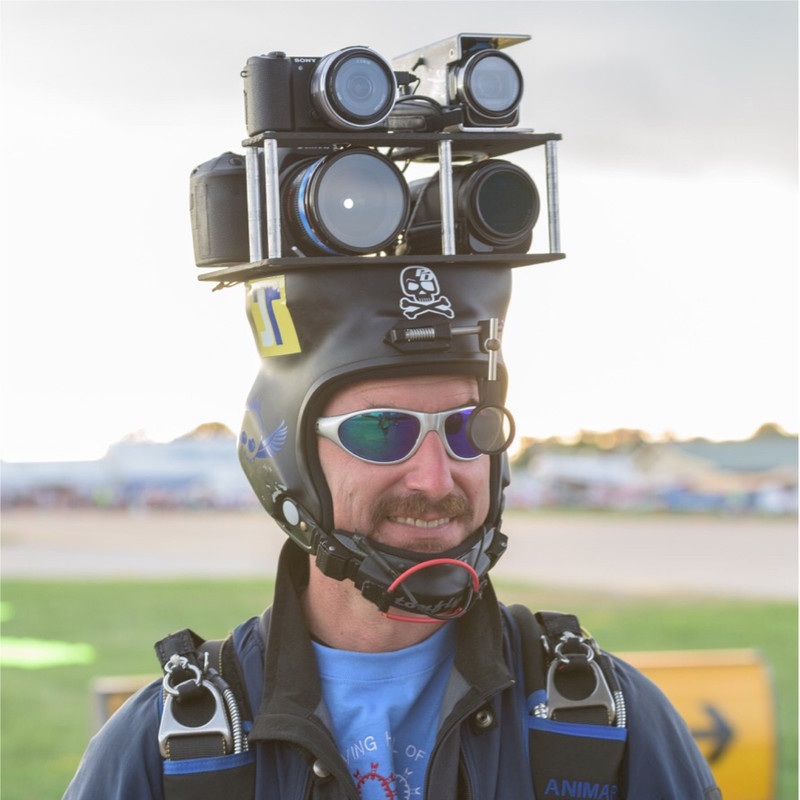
459, 51, 522, 119
311, 47, 396, 130
404, 160, 538, 254
284, 149, 409, 255
470, 162, 539, 241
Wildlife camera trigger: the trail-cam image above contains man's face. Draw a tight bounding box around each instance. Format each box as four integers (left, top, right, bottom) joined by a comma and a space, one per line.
317, 375, 491, 554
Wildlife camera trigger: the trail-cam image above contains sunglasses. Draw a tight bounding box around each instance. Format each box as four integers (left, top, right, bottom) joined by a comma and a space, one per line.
315, 406, 482, 465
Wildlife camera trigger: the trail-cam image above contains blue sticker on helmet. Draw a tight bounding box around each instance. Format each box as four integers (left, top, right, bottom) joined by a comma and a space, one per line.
240, 402, 288, 463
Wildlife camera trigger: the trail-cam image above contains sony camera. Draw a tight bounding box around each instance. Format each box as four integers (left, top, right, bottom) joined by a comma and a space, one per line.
242, 47, 399, 136
392, 33, 528, 129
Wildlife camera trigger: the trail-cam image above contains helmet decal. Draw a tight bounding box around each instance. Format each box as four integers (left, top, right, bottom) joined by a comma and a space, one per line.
247, 276, 302, 357
399, 266, 454, 320
240, 401, 289, 464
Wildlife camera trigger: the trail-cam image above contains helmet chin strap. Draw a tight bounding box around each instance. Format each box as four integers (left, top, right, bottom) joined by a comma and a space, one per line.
312, 522, 508, 622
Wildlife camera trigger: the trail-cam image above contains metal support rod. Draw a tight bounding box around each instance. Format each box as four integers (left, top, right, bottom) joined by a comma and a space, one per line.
545, 140, 561, 254
451, 325, 482, 337
263, 138, 282, 259
245, 147, 264, 262
486, 318, 500, 382
438, 139, 456, 256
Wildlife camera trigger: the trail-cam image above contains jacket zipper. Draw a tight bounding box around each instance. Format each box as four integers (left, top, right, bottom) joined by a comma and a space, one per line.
423, 679, 514, 799
457, 754, 474, 800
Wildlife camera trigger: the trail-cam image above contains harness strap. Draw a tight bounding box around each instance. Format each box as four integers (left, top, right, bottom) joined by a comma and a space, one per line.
155, 629, 206, 675
535, 610, 582, 647
202, 634, 253, 723
508, 605, 628, 798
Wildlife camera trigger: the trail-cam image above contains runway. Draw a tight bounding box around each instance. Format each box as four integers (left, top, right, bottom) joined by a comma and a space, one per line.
1, 508, 796, 600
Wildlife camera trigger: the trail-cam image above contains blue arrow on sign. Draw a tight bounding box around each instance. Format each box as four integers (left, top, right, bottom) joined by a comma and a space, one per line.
691, 704, 734, 763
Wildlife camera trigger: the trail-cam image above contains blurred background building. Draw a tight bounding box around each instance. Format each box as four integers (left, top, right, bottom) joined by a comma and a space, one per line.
2, 423, 796, 516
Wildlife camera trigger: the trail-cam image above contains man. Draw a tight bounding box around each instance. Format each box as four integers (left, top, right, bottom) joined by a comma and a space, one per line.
64, 262, 721, 799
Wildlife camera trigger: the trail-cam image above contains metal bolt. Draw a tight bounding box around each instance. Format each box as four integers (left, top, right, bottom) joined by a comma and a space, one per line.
312, 760, 331, 779
473, 708, 494, 729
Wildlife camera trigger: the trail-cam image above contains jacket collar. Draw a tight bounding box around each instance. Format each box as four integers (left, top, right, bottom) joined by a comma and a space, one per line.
249, 539, 513, 742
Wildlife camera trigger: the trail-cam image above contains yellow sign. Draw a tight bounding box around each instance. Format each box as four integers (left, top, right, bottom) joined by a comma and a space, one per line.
246, 276, 301, 357
624, 649, 776, 800
92, 675, 155, 733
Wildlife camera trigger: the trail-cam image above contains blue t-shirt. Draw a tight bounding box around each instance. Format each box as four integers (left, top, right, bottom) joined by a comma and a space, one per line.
312, 624, 456, 799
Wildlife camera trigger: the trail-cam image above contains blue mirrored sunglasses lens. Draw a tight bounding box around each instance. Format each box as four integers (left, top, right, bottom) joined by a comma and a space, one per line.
444, 409, 481, 459
338, 412, 421, 462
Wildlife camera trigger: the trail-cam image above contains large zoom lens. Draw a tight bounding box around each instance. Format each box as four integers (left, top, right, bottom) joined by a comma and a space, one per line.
404, 160, 539, 254
283, 148, 410, 255
454, 50, 523, 125
311, 47, 397, 131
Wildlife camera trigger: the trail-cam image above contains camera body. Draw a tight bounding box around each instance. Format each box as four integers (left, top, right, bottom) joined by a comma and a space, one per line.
243, 48, 398, 136
189, 152, 250, 267
392, 33, 529, 129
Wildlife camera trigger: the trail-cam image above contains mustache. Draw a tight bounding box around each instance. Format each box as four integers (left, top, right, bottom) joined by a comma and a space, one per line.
370, 492, 473, 528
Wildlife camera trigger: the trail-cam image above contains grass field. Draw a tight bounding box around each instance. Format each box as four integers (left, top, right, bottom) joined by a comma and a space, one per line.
1, 577, 796, 799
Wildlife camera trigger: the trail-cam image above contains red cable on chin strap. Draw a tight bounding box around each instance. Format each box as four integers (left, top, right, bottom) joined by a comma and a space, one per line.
380, 558, 481, 623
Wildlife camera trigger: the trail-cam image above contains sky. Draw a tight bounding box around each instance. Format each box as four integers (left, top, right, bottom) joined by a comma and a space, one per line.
1, 0, 797, 463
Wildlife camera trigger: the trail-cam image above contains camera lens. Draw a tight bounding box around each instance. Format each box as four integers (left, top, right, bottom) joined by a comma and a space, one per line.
467, 405, 516, 455
284, 148, 409, 255
468, 162, 538, 242
457, 50, 523, 120
405, 160, 539, 254
311, 47, 396, 130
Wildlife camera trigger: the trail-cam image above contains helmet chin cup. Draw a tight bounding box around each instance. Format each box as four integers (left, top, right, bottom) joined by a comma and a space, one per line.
381, 558, 481, 622
313, 524, 508, 621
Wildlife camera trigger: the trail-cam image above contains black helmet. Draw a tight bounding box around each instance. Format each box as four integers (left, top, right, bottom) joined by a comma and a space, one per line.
238, 260, 514, 620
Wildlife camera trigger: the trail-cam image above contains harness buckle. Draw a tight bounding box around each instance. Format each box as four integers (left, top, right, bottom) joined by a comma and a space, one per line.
158, 654, 234, 758
545, 632, 617, 724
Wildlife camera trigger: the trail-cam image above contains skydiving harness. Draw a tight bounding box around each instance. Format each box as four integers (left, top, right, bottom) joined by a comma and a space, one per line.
509, 607, 628, 799
154, 629, 255, 800
154, 608, 627, 799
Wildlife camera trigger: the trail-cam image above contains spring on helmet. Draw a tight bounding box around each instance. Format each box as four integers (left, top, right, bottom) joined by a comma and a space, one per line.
401, 326, 438, 342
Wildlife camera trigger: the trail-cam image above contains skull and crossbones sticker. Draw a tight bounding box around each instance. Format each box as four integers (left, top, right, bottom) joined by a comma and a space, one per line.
398, 266, 454, 320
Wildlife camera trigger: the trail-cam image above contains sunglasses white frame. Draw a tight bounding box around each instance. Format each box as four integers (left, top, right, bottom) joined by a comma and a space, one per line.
315, 406, 482, 465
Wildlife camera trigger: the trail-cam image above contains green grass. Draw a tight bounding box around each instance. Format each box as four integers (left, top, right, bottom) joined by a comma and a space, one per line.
1, 578, 796, 799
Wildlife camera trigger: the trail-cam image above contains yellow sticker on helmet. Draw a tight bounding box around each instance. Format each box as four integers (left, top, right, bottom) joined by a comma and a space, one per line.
246, 276, 301, 357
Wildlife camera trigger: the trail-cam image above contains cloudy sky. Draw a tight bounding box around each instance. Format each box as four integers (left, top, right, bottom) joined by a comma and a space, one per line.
1, 0, 797, 462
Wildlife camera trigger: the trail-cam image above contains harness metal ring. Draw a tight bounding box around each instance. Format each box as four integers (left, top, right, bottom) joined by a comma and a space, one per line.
553, 632, 595, 664
162, 655, 203, 697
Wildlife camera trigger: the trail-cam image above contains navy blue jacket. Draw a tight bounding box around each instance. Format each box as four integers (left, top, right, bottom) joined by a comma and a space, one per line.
64, 542, 720, 799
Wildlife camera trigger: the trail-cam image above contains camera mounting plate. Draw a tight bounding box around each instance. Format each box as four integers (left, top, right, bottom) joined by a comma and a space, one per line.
197, 252, 566, 289
241, 129, 561, 164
